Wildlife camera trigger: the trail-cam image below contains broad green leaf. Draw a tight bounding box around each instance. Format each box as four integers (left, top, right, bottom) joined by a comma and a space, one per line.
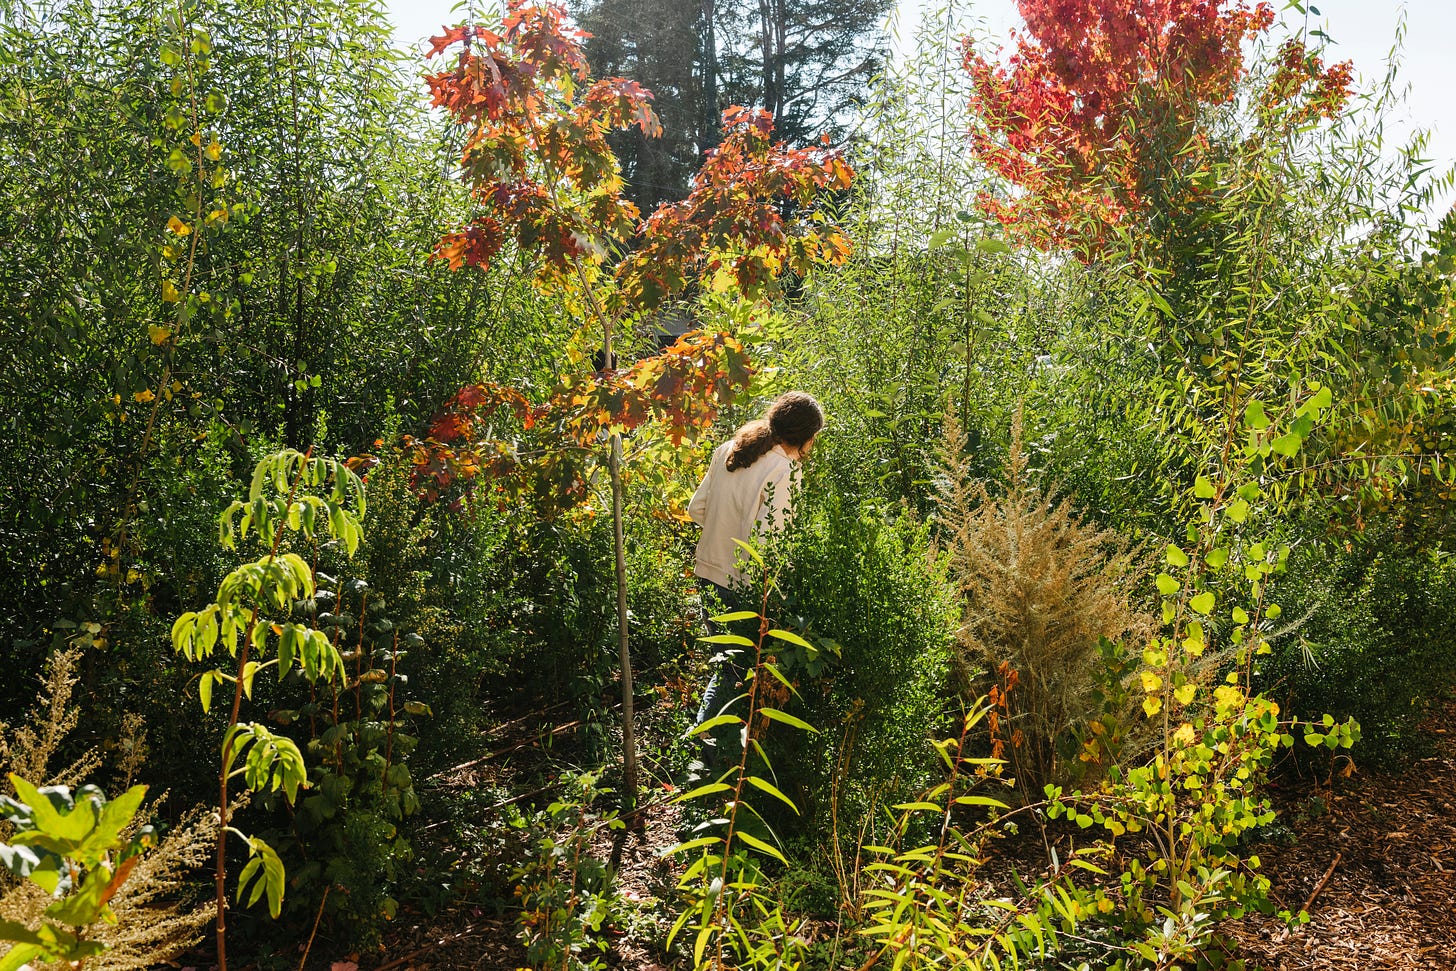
1270, 432, 1303, 457
1189, 591, 1215, 615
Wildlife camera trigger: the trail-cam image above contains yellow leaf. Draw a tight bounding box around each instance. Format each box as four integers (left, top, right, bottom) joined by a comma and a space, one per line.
167, 215, 192, 236
133, 389, 155, 403
1174, 683, 1196, 705
1140, 670, 1162, 693
149, 324, 171, 345
205, 141, 222, 161
190, 131, 202, 146
162, 280, 180, 302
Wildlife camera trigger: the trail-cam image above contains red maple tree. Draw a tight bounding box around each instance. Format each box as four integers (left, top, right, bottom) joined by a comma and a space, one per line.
417, 1, 852, 508
963, 0, 1352, 252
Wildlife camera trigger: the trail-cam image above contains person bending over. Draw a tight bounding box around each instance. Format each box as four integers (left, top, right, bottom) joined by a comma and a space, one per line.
687, 390, 823, 765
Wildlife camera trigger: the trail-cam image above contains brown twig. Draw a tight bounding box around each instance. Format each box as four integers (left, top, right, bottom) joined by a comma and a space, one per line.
1301, 851, 1343, 913
1276, 851, 1342, 943
296, 885, 331, 971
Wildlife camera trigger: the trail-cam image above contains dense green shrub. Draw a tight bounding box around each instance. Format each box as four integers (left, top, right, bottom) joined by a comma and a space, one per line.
1262, 536, 1456, 764
775, 487, 958, 836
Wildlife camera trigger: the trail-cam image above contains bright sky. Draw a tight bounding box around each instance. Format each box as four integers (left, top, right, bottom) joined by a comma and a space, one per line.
384, 0, 1454, 220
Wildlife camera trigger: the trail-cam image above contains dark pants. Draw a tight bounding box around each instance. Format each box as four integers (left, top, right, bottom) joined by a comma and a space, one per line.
694, 581, 758, 765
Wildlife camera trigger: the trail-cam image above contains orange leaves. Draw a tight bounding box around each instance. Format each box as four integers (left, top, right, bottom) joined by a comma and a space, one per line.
406, 332, 753, 511
419, 4, 848, 518
427, 5, 853, 311
582, 78, 662, 138
613, 107, 855, 313
1259, 39, 1353, 126
433, 218, 504, 271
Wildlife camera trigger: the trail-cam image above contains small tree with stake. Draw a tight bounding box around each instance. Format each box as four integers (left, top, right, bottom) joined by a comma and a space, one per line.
420, 0, 853, 809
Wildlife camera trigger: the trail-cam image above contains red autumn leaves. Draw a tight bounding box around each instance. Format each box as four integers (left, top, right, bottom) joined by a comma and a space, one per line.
964, 0, 1354, 250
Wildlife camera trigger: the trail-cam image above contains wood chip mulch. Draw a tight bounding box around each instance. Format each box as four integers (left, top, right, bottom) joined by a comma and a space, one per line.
1227, 698, 1456, 970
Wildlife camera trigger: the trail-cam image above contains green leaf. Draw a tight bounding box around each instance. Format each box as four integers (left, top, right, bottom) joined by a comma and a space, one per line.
734, 830, 787, 864
1165, 544, 1188, 568
699, 634, 755, 647
928, 227, 957, 249
199, 671, 214, 713
952, 794, 1010, 810
1244, 400, 1270, 430
1270, 432, 1303, 457
687, 714, 743, 737
93, 784, 147, 848
0, 942, 41, 971
746, 776, 800, 815
1194, 475, 1216, 499
758, 707, 817, 733
710, 610, 759, 623
1155, 574, 1180, 596
237, 836, 286, 918
766, 628, 814, 650
672, 782, 732, 804
1189, 591, 1215, 615
665, 836, 724, 857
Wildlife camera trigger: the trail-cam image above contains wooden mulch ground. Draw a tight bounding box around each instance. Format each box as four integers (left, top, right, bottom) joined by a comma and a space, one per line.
1227, 697, 1456, 970
360, 695, 1456, 971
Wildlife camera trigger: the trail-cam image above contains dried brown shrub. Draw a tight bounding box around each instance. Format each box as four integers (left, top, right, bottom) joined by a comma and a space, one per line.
0, 645, 215, 969
936, 408, 1153, 792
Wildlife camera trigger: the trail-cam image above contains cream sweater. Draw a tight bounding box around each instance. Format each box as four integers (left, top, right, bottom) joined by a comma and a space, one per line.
688, 440, 798, 589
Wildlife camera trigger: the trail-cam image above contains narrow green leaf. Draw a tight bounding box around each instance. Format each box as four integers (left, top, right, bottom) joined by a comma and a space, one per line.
758, 707, 817, 733
734, 830, 787, 864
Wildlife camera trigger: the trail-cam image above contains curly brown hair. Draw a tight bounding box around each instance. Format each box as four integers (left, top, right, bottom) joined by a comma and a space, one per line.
725, 391, 824, 472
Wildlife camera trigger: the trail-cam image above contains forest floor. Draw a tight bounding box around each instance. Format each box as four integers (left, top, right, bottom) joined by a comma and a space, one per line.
363, 695, 1456, 971
1226, 696, 1456, 970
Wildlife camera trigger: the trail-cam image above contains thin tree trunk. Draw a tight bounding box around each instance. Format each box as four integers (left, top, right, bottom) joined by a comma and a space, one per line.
700, 0, 719, 152
602, 322, 638, 810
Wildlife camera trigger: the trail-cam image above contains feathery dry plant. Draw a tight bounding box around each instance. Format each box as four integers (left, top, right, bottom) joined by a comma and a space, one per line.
936, 408, 1153, 792
0, 645, 216, 969
0, 644, 101, 792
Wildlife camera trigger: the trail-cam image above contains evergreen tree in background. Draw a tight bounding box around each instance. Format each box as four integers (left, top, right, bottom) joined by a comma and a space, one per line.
576, 0, 703, 215
572, 0, 890, 208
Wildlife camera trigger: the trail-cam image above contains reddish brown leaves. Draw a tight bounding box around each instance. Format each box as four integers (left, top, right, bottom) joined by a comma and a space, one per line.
964, 0, 1350, 252
418, 3, 851, 515
406, 332, 753, 509
425, 2, 653, 279
613, 106, 855, 311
